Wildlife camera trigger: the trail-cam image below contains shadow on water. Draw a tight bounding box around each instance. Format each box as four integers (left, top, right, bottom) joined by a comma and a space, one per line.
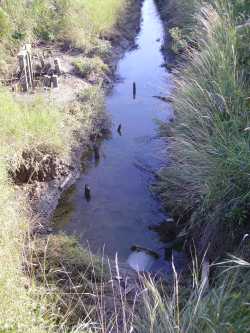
53, 0, 185, 275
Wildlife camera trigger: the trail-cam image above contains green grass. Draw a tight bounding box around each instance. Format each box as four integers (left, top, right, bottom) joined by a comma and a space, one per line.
156, 0, 250, 233
82, 0, 130, 35
153, 2, 250, 330
0, 88, 67, 154
27, 234, 108, 329
0, 115, 48, 331
0, 0, 129, 330
0, 79, 106, 332
136, 258, 250, 333
0, 0, 129, 73
73, 57, 109, 80
0, 0, 113, 315
0, 87, 67, 331
156, 0, 200, 35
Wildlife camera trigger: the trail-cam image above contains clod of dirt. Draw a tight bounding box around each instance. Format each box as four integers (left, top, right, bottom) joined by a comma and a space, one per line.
10, 150, 69, 185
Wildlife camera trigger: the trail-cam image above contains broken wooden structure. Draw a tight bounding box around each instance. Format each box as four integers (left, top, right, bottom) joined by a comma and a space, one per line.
18, 44, 34, 92
17, 44, 62, 92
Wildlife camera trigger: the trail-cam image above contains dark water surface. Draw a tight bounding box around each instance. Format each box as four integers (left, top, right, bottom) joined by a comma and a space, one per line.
53, 0, 174, 263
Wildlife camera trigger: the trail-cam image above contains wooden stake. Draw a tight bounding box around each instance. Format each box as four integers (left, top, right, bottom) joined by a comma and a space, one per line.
51, 75, 59, 88
18, 52, 29, 92
39, 56, 45, 69
25, 44, 33, 80
117, 124, 122, 135
54, 58, 62, 75
26, 53, 33, 89
133, 82, 136, 99
85, 185, 91, 201
44, 75, 51, 88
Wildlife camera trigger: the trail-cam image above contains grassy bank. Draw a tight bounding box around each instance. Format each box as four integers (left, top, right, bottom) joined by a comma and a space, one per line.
0, 75, 106, 332
155, 0, 250, 258
141, 0, 250, 331
136, 257, 250, 332
0, 1, 130, 331
0, 0, 129, 75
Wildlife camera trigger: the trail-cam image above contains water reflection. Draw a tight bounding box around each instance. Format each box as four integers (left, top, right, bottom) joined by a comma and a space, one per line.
53, 0, 178, 269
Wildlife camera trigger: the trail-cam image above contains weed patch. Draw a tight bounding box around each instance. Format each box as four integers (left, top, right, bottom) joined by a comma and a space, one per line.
136, 258, 250, 333
73, 57, 109, 81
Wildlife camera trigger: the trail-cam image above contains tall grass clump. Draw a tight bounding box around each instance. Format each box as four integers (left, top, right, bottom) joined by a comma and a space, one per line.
156, 0, 250, 253
136, 258, 250, 332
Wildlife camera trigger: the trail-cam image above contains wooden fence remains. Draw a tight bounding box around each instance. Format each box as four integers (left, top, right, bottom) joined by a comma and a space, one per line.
18, 44, 34, 92
17, 44, 61, 92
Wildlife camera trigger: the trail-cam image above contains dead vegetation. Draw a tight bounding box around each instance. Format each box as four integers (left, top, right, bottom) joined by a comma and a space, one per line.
9, 150, 67, 185
25, 234, 143, 331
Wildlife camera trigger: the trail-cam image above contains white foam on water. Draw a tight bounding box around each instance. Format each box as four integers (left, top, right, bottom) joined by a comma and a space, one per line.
127, 251, 156, 272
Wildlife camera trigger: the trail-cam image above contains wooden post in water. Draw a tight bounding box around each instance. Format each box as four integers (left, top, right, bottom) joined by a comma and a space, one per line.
117, 124, 122, 135
85, 185, 91, 201
133, 82, 136, 99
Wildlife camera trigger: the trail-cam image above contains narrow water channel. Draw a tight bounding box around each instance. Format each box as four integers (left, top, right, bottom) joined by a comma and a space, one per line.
54, 0, 175, 267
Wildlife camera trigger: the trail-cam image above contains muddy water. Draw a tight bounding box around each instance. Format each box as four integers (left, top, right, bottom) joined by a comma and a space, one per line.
53, 0, 174, 264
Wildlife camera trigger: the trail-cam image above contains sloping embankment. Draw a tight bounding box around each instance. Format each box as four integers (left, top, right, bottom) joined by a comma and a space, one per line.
155, 0, 250, 261
0, 0, 144, 331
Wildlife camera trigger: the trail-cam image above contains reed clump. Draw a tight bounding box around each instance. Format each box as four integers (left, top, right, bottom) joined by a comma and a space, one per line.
155, 0, 250, 253
135, 257, 250, 333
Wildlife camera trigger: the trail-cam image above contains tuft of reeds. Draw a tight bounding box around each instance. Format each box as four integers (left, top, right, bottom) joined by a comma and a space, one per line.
135, 257, 250, 333
155, 0, 250, 250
